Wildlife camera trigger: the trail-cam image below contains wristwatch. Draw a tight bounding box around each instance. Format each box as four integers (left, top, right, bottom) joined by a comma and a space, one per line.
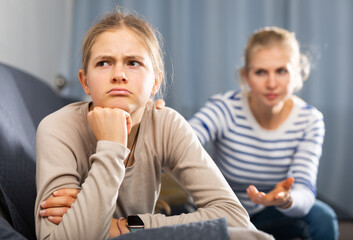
127, 215, 144, 232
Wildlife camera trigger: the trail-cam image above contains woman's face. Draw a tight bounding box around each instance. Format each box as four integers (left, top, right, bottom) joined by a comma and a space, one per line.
79, 27, 161, 116
244, 46, 298, 108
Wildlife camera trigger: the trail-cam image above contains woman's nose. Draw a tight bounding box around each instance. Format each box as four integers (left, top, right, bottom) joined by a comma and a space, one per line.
266, 74, 277, 89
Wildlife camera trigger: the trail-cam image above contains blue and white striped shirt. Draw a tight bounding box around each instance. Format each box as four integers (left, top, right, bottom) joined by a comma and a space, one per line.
189, 90, 325, 217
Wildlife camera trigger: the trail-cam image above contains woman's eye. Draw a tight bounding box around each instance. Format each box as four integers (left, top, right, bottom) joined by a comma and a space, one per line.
97, 61, 110, 67
277, 67, 288, 74
255, 69, 266, 75
128, 61, 141, 67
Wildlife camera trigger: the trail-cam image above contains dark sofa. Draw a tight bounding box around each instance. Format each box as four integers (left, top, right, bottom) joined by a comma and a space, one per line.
0, 62, 73, 239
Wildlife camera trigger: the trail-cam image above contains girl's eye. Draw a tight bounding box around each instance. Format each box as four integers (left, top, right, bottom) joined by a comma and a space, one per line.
277, 67, 288, 74
96, 61, 110, 67
128, 61, 141, 67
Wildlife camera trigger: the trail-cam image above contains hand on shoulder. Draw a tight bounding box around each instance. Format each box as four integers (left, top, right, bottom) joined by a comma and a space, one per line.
155, 99, 165, 109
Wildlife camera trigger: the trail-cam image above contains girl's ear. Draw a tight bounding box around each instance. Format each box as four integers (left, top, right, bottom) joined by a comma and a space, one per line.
151, 71, 162, 96
78, 69, 91, 95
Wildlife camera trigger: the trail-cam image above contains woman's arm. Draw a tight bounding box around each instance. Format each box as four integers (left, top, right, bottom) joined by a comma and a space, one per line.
278, 109, 325, 217
188, 98, 225, 145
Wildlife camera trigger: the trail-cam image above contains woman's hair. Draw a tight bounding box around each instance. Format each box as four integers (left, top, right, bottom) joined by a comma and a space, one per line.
81, 6, 165, 96
241, 26, 310, 92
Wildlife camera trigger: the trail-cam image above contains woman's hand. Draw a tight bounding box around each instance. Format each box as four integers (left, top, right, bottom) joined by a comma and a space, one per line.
39, 188, 80, 224
87, 107, 132, 147
155, 99, 165, 109
246, 177, 294, 208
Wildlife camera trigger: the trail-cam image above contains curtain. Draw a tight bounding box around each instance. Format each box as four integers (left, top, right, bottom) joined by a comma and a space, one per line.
66, 0, 353, 216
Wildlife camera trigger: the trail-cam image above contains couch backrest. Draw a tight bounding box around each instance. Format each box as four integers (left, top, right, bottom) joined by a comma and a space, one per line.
0, 62, 73, 239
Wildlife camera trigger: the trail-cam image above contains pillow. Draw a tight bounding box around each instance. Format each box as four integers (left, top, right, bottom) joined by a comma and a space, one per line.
113, 217, 229, 240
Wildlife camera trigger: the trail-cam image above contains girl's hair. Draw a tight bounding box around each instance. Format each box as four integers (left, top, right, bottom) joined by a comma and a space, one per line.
241, 26, 310, 92
81, 6, 165, 96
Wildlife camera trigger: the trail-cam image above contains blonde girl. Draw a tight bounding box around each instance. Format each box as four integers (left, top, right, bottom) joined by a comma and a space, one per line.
35, 7, 251, 240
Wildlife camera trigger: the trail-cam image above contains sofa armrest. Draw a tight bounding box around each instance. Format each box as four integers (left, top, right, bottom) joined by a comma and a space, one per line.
0, 216, 27, 240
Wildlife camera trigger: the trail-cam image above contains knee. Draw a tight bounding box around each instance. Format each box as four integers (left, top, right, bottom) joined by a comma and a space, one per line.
306, 200, 339, 239
311, 200, 337, 223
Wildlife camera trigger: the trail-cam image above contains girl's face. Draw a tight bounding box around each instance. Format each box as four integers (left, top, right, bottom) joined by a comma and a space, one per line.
243, 46, 298, 109
79, 27, 161, 116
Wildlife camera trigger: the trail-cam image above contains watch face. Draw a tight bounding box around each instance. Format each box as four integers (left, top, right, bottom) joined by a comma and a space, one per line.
127, 215, 144, 227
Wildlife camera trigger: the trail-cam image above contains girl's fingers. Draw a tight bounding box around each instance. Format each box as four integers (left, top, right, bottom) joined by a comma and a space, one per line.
124, 111, 132, 135
87, 107, 130, 145
41, 196, 76, 209
40, 207, 69, 217
52, 188, 80, 198
48, 216, 63, 225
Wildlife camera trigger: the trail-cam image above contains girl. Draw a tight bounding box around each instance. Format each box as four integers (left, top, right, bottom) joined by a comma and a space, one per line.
188, 27, 338, 239
35, 7, 251, 240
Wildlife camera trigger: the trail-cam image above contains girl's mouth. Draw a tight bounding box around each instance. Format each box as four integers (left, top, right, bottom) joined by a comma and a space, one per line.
107, 88, 131, 96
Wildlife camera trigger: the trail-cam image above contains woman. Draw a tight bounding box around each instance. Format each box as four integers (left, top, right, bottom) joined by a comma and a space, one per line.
188, 27, 338, 239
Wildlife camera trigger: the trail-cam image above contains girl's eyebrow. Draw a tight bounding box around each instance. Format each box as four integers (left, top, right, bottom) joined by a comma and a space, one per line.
124, 55, 145, 61
92, 55, 115, 62
92, 55, 146, 62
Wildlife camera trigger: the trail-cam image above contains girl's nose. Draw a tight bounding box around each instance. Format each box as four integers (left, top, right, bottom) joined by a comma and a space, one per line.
112, 67, 128, 83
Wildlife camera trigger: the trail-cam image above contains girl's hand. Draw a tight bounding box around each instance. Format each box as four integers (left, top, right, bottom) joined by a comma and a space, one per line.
246, 177, 294, 208
87, 107, 132, 147
39, 188, 80, 224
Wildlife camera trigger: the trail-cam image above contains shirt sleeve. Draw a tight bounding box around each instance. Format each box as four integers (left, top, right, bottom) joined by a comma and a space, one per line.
35, 117, 130, 240
138, 108, 251, 229
278, 109, 325, 217
188, 97, 226, 145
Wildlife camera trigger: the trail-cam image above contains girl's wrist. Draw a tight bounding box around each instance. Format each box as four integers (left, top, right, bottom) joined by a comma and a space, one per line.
117, 218, 130, 234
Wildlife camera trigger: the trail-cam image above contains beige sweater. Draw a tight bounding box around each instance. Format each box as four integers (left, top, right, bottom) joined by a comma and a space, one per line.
35, 102, 250, 240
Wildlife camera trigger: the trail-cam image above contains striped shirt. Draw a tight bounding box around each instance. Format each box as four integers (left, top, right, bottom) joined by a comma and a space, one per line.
189, 90, 325, 217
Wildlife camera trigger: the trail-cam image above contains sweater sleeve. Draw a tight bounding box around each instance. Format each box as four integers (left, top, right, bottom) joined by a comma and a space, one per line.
35, 117, 130, 240
277, 108, 325, 217
138, 108, 251, 229
188, 97, 226, 145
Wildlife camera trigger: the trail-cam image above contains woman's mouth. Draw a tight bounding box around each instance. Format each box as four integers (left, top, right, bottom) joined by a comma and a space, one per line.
265, 93, 278, 100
